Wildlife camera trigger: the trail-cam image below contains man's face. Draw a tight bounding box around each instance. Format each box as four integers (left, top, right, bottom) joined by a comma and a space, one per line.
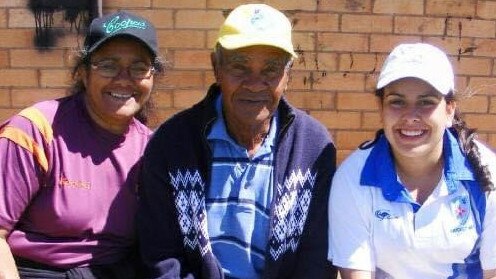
214, 45, 291, 131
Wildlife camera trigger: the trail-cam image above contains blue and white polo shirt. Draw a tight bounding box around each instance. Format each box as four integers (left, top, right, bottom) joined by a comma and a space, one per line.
328, 130, 496, 279
205, 95, 277, 278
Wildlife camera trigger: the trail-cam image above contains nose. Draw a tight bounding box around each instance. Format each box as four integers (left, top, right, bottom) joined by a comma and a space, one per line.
242, 73, 270, 92
402, 105, 420, 123
114, 67, 133, 81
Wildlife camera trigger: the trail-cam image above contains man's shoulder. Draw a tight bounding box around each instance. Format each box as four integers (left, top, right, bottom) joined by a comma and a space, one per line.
149, 99, 214, 152
285, 104, 332, 142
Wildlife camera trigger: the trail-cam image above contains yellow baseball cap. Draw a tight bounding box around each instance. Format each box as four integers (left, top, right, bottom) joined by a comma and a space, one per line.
216, 4, 297, 58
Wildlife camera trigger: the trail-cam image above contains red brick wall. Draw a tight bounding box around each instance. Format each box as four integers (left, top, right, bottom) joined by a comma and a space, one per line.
2, 0, 496, 162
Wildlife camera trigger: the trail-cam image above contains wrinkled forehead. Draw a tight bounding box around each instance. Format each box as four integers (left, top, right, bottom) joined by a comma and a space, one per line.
222, 46, 291, 65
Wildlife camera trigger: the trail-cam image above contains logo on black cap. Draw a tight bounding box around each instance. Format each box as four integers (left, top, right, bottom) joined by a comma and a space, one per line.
103, 15, 147, 34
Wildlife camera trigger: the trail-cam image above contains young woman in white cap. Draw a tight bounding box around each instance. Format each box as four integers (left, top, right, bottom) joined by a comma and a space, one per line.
328, 43, 496, 279
0, 11, 165, 278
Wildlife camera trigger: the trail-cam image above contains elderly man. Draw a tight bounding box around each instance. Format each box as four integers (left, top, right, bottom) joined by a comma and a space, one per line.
137, 4, 337, 279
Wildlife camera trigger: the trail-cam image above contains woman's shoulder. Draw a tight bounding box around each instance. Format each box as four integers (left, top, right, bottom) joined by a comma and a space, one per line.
475, 140, 496, 174
336, 146, 373, 178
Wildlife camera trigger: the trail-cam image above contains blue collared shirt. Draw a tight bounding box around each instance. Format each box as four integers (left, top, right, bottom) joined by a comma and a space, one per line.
206, 95, 277, 278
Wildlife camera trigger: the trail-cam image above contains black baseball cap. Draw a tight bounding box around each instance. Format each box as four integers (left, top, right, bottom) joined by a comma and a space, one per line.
84, 10, 159, 58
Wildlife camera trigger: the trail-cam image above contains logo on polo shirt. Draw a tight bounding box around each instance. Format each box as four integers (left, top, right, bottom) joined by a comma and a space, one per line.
59, 174, 91, 190
450, 195, 471, 233
375, 209, 398, 220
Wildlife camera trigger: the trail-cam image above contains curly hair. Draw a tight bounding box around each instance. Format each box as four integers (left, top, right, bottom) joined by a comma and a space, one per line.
368, 89, 494, 192
69, 44, 167, 125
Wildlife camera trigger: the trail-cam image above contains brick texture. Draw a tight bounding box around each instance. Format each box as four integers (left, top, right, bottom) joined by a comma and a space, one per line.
0, 0, 496, 164
426, 0, 477, 17
341, 15, 393, 33
478, 1, 496, 20
292, 12, 339, 32
0, 9, 6, 28
318, 0, 372, 13
11, 50, 65, 68
394, 17, 445, 35
373, 0, 424, 15
1, 0, 25, 8
154, 0, 206, 9
105, 0, 151, 8
335, 130, 376, 150
8, 8, 36, 28
446, 18, 496, 38
0, 50, 8, 68
11, 88, 67, 108
0, 89, 10, 107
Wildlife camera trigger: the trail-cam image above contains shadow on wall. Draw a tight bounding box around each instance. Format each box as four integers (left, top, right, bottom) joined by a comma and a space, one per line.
28, 0, 98, 49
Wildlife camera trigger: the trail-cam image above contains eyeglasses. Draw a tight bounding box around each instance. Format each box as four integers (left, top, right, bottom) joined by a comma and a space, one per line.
90, 60, 155, 80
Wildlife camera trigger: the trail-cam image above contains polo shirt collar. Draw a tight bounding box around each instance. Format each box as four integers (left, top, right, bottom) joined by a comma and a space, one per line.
360, 129, 475, 204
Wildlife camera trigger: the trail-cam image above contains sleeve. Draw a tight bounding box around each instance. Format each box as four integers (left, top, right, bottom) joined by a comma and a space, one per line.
0, 112, 49, 231
328, 152, 375, 272
136, 132, 195, 279
478, 142, 496, 270
290, 142, 338, 279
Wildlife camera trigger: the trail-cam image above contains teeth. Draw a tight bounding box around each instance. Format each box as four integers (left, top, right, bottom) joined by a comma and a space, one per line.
109, 92, 135, 99
400, 129, 423, 136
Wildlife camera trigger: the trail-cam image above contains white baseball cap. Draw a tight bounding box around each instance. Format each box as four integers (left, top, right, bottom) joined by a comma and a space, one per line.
377, 43, 454, 95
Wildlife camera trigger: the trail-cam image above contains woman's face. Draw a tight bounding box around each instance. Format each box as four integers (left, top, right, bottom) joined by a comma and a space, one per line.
380, 77, 456, 161
80, 37, 154, 133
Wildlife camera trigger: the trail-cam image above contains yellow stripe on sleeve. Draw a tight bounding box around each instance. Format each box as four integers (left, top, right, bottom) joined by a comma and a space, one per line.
0, 126, 49, 172
18, 107, 53, 144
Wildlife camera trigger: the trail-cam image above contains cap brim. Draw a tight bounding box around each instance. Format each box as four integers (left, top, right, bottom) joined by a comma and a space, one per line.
377, 70, 452, 95
218, 35, 297, 58
88, 33, 158, 58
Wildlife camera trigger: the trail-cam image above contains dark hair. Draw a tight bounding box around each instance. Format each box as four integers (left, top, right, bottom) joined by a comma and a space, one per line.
370, 89, 494, 192
69, 41, 166, 125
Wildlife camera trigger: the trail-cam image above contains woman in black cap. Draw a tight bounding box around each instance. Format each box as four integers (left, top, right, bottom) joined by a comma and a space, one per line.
0, 11, 164, 278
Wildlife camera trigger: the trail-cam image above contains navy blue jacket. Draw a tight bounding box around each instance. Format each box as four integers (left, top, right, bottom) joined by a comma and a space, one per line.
137, 84, 337, 279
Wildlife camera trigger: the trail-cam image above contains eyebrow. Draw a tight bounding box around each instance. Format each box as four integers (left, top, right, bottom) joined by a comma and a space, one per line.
385, 91, 441, 99
225, 53, 289, 66
225, 53, 248, 64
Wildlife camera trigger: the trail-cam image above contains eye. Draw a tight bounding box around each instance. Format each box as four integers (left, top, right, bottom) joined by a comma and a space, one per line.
96, 60, 118, 71
262, 66, 283, 79
227, 64, 248, 77
417, 98, 438, 106
387, 98, 405, 107
130, 62, 151, 73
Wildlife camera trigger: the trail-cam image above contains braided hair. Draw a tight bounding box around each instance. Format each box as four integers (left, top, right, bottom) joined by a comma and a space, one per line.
446, 92, 494, 192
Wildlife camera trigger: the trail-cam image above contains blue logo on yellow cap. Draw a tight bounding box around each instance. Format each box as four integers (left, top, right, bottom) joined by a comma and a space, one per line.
250, 8, 270, 31
103, 15, 147, 34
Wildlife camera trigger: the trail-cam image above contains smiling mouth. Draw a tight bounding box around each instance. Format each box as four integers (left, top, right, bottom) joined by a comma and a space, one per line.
240, 98, 268, 103
399, 129, 425, 137
108, 91, 136, 100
